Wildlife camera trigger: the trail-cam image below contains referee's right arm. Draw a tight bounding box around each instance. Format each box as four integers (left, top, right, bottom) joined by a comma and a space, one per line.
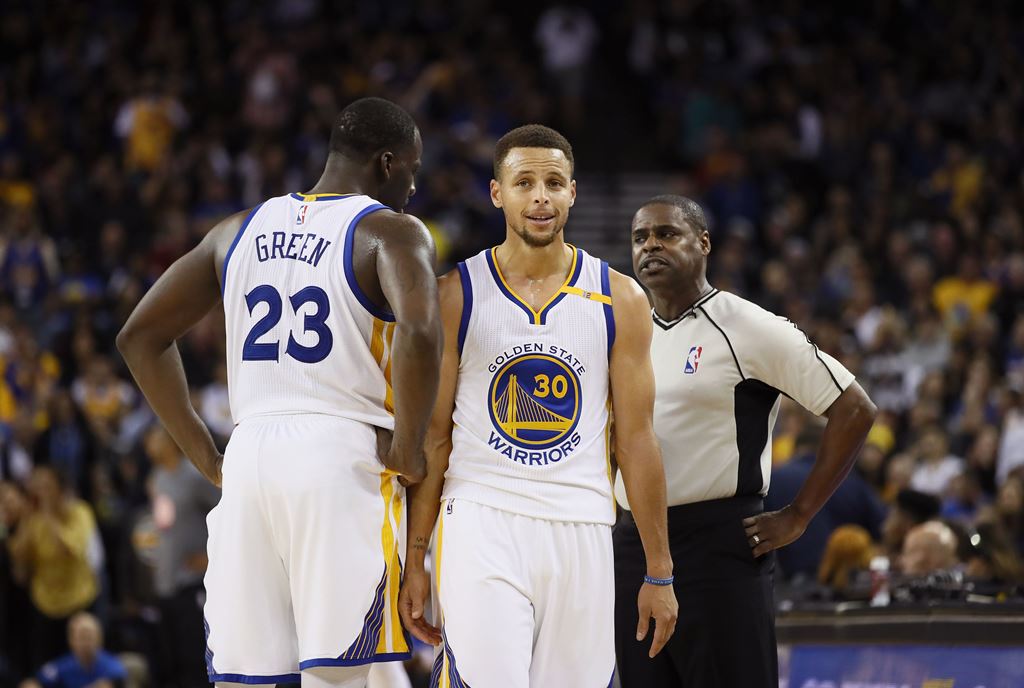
732, 311, 878, 557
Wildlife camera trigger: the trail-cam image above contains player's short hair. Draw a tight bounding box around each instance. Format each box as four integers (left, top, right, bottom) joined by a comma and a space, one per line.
493, 125, 574, 179
640, 195, 709, 235
329, 97, 418, 160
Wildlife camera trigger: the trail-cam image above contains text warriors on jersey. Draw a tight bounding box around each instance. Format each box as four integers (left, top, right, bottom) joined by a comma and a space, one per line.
485, 342, 588, 467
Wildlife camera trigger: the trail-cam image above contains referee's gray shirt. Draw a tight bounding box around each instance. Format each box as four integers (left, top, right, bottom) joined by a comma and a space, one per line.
615, 289, 854, 509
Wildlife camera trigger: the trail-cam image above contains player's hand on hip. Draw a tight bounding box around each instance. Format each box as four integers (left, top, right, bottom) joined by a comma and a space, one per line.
375, 427, 394, 461
743, 504, 809, 558
375, 427, 426, 485
197, 452, 224, 488
390, 447, 426, 486
399, 566, 441, 646
636, 582, 678, 658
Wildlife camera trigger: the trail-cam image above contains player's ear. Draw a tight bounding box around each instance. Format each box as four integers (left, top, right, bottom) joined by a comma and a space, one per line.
569, 179, 576, 207
490, 179, 502, 209
701, 230, 711, 256
379, 151, 393, 181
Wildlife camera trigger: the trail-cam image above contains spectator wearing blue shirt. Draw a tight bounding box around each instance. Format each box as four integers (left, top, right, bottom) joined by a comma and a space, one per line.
766, 423, 887, 579
21, 612, 125, 688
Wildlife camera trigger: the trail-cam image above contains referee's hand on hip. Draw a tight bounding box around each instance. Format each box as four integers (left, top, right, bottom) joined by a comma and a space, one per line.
743, 504, 809, 558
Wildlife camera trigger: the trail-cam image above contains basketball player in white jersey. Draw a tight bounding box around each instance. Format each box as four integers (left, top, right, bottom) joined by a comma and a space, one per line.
398, 125, 677, 687
117, 98, 443, 688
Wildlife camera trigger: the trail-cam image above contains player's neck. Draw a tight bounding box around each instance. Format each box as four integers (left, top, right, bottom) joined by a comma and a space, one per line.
496, 235, 572, 281
305, 159, 371, 197
651, 277, 713, 321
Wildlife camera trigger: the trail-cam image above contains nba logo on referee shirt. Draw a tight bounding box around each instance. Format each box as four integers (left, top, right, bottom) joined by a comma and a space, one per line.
684, 346, 702, 374
296, 205, 308, 225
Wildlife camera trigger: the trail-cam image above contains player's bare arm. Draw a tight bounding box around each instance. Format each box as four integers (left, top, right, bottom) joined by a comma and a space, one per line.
398, 269, 460, 645
744, 382, 877, 556
608, 269, 678, 658
363, 210, 443, 483
116, 210, 247, 486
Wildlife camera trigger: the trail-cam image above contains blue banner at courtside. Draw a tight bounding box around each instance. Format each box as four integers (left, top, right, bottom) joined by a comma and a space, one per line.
788, 645, 1024, 688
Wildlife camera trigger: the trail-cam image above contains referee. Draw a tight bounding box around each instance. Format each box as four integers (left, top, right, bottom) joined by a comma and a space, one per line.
613, 196, 877, 687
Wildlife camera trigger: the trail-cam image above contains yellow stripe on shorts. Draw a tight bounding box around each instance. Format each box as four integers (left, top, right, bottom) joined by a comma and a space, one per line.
375, 473, 410, 655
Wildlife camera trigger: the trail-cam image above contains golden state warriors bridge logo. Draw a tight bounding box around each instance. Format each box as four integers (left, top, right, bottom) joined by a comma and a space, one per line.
487, 346, 584, 466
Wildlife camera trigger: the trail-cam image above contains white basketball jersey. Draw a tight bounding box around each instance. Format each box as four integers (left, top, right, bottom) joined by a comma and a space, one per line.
222, 192, 397, 428
443, 245, 616, 525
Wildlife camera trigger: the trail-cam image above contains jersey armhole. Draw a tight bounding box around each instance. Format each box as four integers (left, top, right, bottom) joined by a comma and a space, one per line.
221, 202, 265, 297
457, 261, 473, 357
342, 203, 393, 321
600, 261, 615, 358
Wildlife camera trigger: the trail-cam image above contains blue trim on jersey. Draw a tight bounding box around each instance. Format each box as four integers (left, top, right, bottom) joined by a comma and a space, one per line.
342, 203, 395, 322
484, 246, 583, 326
298, 652, 413, 670
484, 248, 534, 323
222, 202, 265, 297
430, 629, 471, 687
208, 672, 302, 684
600, 260, 615, 356
537, 248, 583, 325
300, 564, 412, 669
430, 649, 443, 687
348, 565, 389, 660
205, 614, 301, 683
205, 616, 301, 684
204, 617, 214, 676
456, 261, 473, 357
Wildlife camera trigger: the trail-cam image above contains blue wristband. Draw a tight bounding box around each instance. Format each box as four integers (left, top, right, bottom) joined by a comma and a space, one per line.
644, 574, 674, 586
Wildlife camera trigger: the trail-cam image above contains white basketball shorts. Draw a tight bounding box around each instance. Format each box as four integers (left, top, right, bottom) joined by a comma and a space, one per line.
203, 414, 410, 684
430, 499, 615, 688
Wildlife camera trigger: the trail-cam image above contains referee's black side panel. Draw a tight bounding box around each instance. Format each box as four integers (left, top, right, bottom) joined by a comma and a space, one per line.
614, 499, 778, 688
734, 379, 780, 496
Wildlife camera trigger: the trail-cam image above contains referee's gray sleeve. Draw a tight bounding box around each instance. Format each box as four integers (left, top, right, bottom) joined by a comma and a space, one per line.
737, 314, 855, 416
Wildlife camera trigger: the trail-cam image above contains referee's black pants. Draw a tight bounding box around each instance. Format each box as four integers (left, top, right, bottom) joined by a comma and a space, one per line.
613, 495, 778, 688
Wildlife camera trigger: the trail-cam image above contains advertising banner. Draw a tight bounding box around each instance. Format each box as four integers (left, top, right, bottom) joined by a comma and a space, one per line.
788, 645, 1024, 688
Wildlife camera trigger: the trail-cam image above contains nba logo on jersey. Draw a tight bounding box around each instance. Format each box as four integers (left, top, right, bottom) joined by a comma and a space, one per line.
296, 205, 308, 225
684, 346, 702, 374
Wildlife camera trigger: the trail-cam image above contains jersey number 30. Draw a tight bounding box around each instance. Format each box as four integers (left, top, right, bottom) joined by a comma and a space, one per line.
242, 284, 332, 363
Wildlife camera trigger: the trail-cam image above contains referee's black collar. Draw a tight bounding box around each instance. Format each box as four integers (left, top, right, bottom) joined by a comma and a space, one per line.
651, 288, 720, 329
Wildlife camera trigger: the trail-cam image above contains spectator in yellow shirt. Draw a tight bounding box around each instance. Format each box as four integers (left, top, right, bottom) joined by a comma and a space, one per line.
7, 465, 99, 670
933, 254, 997, 334
927, 142, 984, 216
113, 75, 188, 173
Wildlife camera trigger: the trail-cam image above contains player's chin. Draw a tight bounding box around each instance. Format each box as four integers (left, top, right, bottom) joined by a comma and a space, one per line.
518, 223, 563, 247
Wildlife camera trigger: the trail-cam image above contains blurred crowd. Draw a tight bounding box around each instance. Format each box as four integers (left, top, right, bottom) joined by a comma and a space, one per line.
1, 0, 1024, 685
